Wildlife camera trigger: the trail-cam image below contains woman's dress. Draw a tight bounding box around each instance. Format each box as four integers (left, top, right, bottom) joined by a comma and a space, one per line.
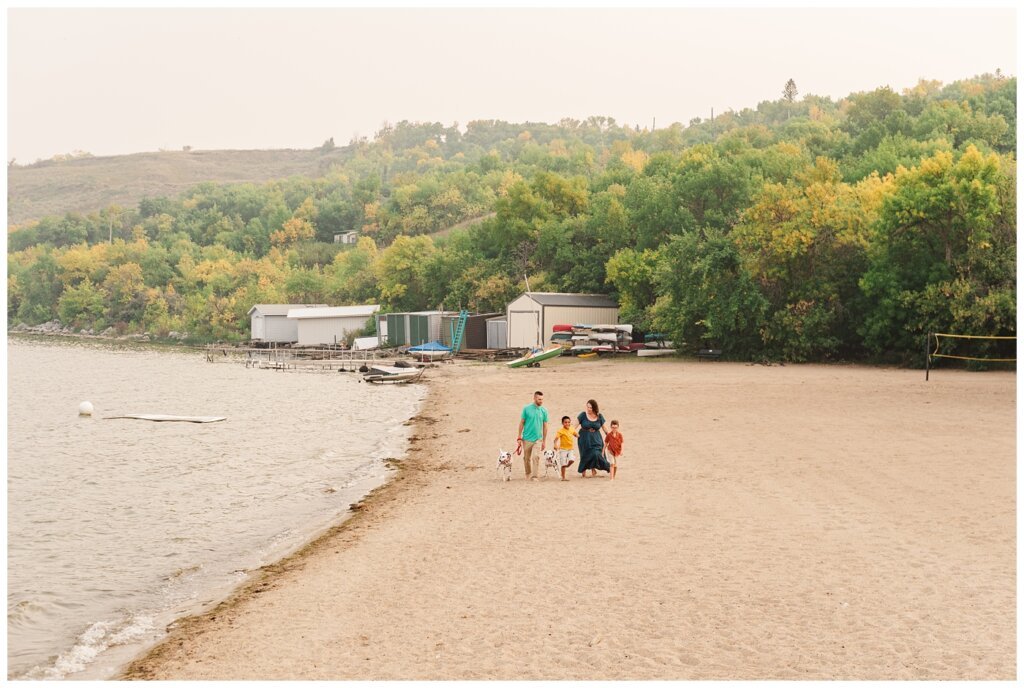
577, 412, 611, 473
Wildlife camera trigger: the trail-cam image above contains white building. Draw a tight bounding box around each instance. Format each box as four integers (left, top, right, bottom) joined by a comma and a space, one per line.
506, 292, 619, 349
334, 231, 358, 244
248, 304, 328, 343
288, 305, 381, 346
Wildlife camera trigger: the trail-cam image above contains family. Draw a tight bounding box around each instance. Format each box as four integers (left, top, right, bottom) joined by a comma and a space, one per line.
515, 390, 623, 481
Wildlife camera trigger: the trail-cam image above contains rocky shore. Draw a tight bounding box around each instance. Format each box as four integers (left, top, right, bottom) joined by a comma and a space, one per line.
9, 320, 191, 343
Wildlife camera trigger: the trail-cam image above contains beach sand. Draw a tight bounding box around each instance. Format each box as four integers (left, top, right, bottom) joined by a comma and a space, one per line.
120, 357, 1015, 680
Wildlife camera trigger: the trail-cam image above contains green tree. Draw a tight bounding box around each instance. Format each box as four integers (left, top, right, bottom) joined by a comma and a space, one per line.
375, 235, 436, 310
284, 267, 326, 303
102, 262, 146, 325
782, 78, 798, 103
326, 237, 379, 303
860, 146, 1012, 357
653, 230, 768, 357
57, 278, 106, 328
15, 251, 64, 324
604, 246, 662, 331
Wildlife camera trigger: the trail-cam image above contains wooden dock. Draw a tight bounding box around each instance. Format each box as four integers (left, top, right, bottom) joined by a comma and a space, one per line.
204, 344, 523, 370
204, 345, 410, 372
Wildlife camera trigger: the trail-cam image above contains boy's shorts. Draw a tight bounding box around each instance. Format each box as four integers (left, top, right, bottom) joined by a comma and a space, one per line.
607, 452, 621, 466
556, 450, 575, 467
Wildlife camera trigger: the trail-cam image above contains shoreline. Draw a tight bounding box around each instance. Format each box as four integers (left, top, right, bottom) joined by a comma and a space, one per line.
117, 358, 1015, 680
116, 410, 440, 680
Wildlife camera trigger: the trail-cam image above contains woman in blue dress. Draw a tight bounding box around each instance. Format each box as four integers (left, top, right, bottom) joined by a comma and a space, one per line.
575, 398, 611, 477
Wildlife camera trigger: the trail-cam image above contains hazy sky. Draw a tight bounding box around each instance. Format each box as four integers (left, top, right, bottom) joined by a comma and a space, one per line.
6, 6, 1018, 163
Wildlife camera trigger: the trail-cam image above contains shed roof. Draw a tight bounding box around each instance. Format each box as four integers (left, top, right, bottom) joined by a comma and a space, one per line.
248, 304, 328, 316
522, 292, 618, 308
287, 305, 381, 320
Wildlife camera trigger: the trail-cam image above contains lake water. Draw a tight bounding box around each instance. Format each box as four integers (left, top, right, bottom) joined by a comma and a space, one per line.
6, 337, 425, 679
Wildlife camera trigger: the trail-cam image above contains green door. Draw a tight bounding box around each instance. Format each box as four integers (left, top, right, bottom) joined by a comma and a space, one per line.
409, 315, 428, 346
387, 314, 406, 346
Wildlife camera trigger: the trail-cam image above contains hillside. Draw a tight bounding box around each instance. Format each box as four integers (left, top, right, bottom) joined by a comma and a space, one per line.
6, 74, 1016, 362
8, 147, 351, 226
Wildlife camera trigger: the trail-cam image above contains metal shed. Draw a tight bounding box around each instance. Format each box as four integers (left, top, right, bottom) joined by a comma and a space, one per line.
287, 305, 381, 346
247, 304, 328, 343
505, 292, 618, 349
486, 316, 508, 350
380, 310, 458, 347
440, 312, 500, 351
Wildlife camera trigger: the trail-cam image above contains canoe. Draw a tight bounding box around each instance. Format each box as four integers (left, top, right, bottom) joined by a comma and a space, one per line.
507, 344, 565, 368
580, 324, 634, 334
637, 349, 676, 357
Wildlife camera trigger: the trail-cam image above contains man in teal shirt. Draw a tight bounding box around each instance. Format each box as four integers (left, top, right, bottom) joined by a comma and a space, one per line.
517, 390, 549, 480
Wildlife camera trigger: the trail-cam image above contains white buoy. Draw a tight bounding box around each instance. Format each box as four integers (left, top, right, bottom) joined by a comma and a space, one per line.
78, 401, 94, 417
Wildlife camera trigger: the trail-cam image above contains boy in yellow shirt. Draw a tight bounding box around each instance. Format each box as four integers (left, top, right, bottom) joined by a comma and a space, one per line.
554, 416, 579, 481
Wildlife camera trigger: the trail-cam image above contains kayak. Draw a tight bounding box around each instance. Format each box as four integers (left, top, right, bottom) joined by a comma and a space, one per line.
507, 344, 565, 368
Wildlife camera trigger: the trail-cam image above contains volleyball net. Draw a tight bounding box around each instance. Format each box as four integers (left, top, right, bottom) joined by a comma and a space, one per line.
925, 332, 1016, 380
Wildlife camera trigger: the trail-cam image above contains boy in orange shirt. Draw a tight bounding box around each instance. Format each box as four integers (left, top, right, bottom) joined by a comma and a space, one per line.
605, 420, 624, 480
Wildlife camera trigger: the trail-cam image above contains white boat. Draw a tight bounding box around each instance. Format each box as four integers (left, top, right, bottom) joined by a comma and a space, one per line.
644, 339, 675, 349
637, 349, 676, 357
363, 367, 425, 384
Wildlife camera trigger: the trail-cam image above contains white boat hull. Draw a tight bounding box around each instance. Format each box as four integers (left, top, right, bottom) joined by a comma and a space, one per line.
637, 349, 676, 357
364, 368, 425, 383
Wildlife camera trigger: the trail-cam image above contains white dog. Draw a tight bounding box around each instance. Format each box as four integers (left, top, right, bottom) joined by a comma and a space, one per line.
497, 449, 513, 481
542, 449, 559, 477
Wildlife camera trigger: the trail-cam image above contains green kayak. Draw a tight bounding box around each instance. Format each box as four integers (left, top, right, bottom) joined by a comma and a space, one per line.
507, 344, 565, 368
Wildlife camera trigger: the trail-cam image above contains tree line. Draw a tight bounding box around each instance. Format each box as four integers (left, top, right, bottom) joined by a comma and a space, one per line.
7, 73, 1016, 363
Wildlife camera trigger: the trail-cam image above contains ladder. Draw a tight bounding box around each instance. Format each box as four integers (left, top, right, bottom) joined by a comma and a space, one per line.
450, 310, 469, 353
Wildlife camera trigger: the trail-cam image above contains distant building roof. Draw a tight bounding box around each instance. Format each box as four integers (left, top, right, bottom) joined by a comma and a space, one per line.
523, 292, 618, 308
287, 305, 381, 320
248, 304, 328, 317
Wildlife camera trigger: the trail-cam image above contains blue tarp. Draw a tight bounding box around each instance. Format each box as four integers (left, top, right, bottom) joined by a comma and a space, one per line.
408, 340, 451, 352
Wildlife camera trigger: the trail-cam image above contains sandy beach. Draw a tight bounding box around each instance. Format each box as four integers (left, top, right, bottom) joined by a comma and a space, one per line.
120, 357, 1015, 680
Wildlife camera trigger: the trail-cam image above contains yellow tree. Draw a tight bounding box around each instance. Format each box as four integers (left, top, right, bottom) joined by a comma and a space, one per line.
269, 217, 315, 247
270, 197, 318, 247
732, 157, 887, 359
